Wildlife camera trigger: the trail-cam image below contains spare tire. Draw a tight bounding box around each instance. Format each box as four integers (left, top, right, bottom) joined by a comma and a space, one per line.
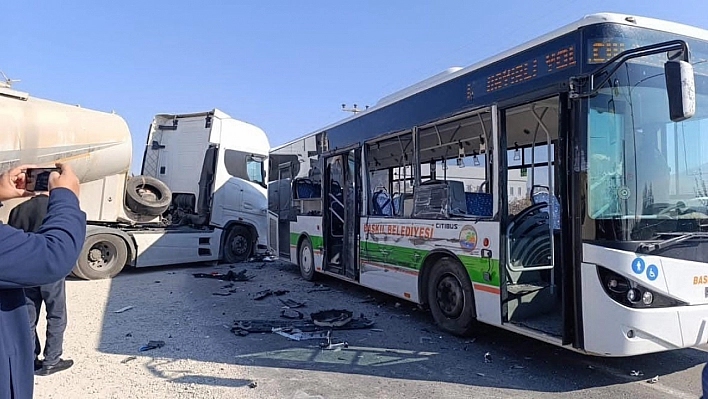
125, 175, 172, 216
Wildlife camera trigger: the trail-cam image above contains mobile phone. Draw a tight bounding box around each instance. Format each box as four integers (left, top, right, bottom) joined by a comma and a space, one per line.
25, 167, 60, 192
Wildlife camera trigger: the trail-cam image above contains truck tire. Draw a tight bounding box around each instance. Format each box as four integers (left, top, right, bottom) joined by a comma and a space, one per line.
427, 257, 476, 336
223, 225, 252, 263
125, 175, 172, 216
73, 234, 128, 280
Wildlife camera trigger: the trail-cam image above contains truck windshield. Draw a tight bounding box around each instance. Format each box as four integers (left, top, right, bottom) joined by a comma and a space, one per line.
585, 46, 708, 241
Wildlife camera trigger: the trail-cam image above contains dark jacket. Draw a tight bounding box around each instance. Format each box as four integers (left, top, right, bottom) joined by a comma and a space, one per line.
0, 189, 86, 399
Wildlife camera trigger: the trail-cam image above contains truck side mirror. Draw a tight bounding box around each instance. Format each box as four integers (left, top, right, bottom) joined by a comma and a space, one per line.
665, 60, 696, 122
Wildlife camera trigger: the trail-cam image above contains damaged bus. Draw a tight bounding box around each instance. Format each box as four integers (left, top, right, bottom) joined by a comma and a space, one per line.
268, 13, 708, 356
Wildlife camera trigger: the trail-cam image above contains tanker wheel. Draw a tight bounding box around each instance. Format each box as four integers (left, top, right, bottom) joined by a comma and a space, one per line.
73, 234, 128, 280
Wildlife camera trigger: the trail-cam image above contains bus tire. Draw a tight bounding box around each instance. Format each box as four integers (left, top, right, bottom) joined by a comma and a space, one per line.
298, 238, 316, 281
427, 257, 476, 336
125, 175, 172, 216
223, 225, 252, 263
73, 234, 128, 280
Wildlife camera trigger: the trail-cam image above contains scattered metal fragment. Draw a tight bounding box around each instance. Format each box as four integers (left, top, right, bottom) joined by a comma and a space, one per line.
273, 329, 330, 341
113, 306, 134, 314
231, 315, 374, 335
647, 375, 659, 384
630, 370, 644, 377
193, 270, 253, 282
484, 352, 492, 363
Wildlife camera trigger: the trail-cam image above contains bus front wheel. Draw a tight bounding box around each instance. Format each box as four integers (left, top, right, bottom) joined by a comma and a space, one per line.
298, 238, 316, 281
427, 257, 476, 336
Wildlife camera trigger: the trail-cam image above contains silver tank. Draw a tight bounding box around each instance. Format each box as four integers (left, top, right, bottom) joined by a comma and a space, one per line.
0, 86, 132, 182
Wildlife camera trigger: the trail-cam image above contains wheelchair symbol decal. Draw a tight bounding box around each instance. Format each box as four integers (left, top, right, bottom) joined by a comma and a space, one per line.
646, 264, 659, 281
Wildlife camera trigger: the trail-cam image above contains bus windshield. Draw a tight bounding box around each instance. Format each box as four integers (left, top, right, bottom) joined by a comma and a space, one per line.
586, 46, 708, 240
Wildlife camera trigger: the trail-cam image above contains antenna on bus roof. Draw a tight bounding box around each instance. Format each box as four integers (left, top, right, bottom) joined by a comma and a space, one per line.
342, 103, 369, 114
0, 70, 20, 88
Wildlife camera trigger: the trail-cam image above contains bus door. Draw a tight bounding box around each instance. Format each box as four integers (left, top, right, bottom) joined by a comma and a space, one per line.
500, 95, 572, 343
323, 148, 361, 280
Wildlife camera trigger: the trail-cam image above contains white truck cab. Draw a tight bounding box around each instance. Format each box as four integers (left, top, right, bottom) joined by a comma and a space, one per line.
0, 85, 270, 279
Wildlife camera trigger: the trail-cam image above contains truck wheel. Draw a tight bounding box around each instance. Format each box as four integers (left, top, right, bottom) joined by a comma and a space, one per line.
298, 238, 316, 281
427, 257, 476, 336
74, 234, 128, 280
125, 175, 172, 216
223, 226, 252, 263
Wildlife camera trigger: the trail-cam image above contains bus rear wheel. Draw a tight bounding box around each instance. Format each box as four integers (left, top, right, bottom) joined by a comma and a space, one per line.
298, 238, 316, 281
427, 257, 476, 336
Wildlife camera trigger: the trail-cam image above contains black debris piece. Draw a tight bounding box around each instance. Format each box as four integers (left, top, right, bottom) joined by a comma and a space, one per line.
253, 290, 273, 300
248, 381, 258, 388
213, 292, 231, 297
273, 289, 289, 296
139, 340, 165, 352
192, 270, 253, 282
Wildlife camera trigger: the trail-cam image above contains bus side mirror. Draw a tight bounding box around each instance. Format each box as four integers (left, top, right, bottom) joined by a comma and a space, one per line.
665, 60, 696, 122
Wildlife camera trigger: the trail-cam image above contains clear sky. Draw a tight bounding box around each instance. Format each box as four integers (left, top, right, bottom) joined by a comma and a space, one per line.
4, 0, 708, 175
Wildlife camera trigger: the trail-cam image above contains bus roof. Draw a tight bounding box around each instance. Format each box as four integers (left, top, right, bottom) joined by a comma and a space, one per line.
272, 12, 708, 152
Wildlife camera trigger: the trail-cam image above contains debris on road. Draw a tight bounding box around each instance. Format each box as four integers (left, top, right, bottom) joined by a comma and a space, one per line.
193, 270, 253, 282
647, 375, 659, 384
279, 298, 306, 308
113, 306, 134, 314
311, 309, 352, 327
139, 340, 165, 352
510, 365, 525, 370
272, 329, 330, 341
370, 328, 384, 332
319, 331, 348, 351
120, 356, 137, 364
280, 308, 304, 319
248, 381, 258, 389
253, 289, 289, 300
213, 292, 232, 296
232, 315, 374, 335
307, 284, 331, 293
484, 352, 492, 363
630, 370, 644, 377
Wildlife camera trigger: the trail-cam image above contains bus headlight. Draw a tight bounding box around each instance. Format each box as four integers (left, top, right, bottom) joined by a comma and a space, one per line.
597, 266, 686, 309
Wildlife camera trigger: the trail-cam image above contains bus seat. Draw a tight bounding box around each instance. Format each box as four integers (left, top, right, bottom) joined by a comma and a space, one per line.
531, 190, 561, 230
372, 189, 393, 216
466, 192, 493, 217
294, 178, 319, 199
447, 180, 468, 215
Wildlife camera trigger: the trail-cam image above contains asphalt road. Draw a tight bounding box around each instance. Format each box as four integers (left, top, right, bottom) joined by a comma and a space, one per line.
40, 259, 707, 398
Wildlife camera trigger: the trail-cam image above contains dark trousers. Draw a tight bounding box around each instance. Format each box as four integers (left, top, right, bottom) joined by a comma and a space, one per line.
25, 280, 67, 367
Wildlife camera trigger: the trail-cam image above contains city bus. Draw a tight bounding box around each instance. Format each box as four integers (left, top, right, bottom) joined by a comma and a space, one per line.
267, 13, 708, 356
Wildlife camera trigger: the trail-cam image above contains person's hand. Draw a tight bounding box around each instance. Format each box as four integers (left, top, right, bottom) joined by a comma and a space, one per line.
48, 163, 80, 198
0, 164, 37, 201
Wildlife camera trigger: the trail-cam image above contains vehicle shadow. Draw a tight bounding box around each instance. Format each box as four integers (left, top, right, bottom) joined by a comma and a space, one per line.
93, 260, 707, 395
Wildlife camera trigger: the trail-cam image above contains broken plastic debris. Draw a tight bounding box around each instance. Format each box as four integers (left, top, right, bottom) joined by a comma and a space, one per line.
476, 373, 485, 377
248, 381, 258, 388
113, 306, 134, 314
370, 328, 384, 332
630, 370, 644, 377
484, 352, 492, 363
193, 270, 253, 282
647, 375, 659, 384
139, 340, 165, 352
